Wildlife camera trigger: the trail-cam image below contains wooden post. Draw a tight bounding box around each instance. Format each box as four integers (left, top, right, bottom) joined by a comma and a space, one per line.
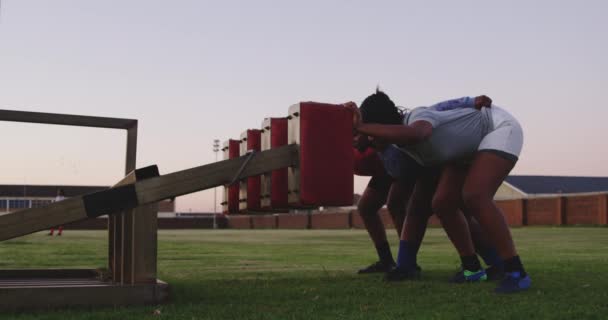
110, 123, 138, 284
121, 124, 138, 284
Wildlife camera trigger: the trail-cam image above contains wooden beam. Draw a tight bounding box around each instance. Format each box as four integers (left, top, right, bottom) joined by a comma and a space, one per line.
0, 145, 298, 242
0, 268, 169, 310
135, 144, 299, 205
0, 166, 158, 242
0, 197, 90, 242
0, 269, 100, 279
0, 109, 137, 129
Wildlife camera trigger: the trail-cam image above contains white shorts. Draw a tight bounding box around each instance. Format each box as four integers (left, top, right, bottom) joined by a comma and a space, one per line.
478, 106, 524, 162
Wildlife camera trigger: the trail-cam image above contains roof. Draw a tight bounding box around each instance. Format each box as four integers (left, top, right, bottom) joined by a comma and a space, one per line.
0, 185, 107, 198
505, 176, 608, 195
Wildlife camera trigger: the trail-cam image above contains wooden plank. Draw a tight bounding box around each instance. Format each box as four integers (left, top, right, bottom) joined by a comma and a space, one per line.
0, 198, 88, 241
0, 109, 137, 129
0, 145, 298, 242
136, 144, 299, 205
0, 166, 157, 242
0, 269, 101, 279
0, 280, 169, 310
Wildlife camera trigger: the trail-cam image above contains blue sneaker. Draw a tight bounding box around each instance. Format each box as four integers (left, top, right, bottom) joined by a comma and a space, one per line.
450, 268, 488, 283
495, 272, 531, 294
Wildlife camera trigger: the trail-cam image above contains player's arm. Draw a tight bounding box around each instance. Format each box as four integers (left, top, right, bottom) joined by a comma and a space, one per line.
354, 121, 433, 145
430, 95, 492, 111
343, 101, 433, 145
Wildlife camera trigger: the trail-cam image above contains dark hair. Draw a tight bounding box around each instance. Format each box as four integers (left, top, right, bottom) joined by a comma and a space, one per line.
359, 89, 402, 125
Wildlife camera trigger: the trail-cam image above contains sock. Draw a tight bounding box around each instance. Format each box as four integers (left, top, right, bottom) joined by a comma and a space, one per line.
460, 255, 482, 271
503, 256, 527, 276
375, 241, 394, 265
478, 247, 503, 268
396, 240, 417, 270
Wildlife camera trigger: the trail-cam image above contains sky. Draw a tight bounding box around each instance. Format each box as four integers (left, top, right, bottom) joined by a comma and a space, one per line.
1, 0, 607, 212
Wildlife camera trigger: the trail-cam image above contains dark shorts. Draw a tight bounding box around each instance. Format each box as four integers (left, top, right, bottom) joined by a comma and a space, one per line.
366, 172, 393, 194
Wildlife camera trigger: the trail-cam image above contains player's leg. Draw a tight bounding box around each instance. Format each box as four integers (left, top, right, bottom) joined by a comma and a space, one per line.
462, 151, 530, 293
432, 164, 487, 282
357, 174, 394, 273
385, 179, 414, 237
385, 172, 436, 281
466, 215, 504, 280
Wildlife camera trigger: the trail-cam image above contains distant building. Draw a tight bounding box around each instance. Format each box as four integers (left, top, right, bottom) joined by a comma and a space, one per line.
496, 176, 608, 200
0, 184, 175, 215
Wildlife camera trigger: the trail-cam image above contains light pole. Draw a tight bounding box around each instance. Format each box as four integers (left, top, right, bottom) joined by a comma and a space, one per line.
212, 139, 220, 229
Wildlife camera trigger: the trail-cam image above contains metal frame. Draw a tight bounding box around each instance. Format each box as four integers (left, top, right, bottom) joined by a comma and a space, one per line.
0, 109, 165, 309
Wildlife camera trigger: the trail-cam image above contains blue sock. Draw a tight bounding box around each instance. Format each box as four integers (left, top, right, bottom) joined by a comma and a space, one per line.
396, 240, 416, 270
478, 247, 503, 268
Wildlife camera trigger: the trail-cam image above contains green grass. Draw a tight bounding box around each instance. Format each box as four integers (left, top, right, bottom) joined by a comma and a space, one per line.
1, 228, 608, 319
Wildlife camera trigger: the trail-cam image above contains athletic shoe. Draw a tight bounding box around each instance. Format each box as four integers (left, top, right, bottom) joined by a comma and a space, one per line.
384, 265, 421, 282
357, 261, 395, 274
485, 265, 505, 281
449, 268, 488, 283
495, 272, 531, 294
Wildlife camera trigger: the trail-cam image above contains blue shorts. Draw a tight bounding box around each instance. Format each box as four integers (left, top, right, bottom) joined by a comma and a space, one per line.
378, 145, 428, 183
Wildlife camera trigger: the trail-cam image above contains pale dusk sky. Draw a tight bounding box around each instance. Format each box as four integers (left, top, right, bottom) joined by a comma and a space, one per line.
1, 1, 607, 211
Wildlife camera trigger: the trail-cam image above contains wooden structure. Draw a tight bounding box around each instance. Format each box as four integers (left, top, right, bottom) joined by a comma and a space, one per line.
0, 109, 167, 309
0, 102, 354, 309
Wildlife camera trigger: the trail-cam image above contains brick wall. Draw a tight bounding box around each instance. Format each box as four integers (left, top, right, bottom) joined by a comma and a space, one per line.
277, 213, 310, 229
496, 199, 524, 226
427, 214, 442, 227
57, 193, 608, 230
564, 195, 607, 225
251, 215, 277, 229
227, 215, 252, 229
64, 216, 229, 230
63, 218, 107, 230
378, 209, 394, 229
351, 210, 365, 229
526, 197, 562, 225
310, 211, 351, 229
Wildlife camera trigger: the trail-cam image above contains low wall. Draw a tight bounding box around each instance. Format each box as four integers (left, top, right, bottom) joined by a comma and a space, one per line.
57, 193, 608, 230
63, 216, 230, 230
310, 211, 351, 229
277, 213, 309, 229
496, 199, 524, 227
251, 215, 277, 229
526, 197, 563, 225
226, 215, 251, 229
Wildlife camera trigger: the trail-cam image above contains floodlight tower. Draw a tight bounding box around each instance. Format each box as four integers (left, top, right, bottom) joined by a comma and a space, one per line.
212, 139, 220, 228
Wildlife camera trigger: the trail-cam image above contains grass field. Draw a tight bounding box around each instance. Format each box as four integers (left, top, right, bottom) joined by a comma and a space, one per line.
1, 228, 607, 319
